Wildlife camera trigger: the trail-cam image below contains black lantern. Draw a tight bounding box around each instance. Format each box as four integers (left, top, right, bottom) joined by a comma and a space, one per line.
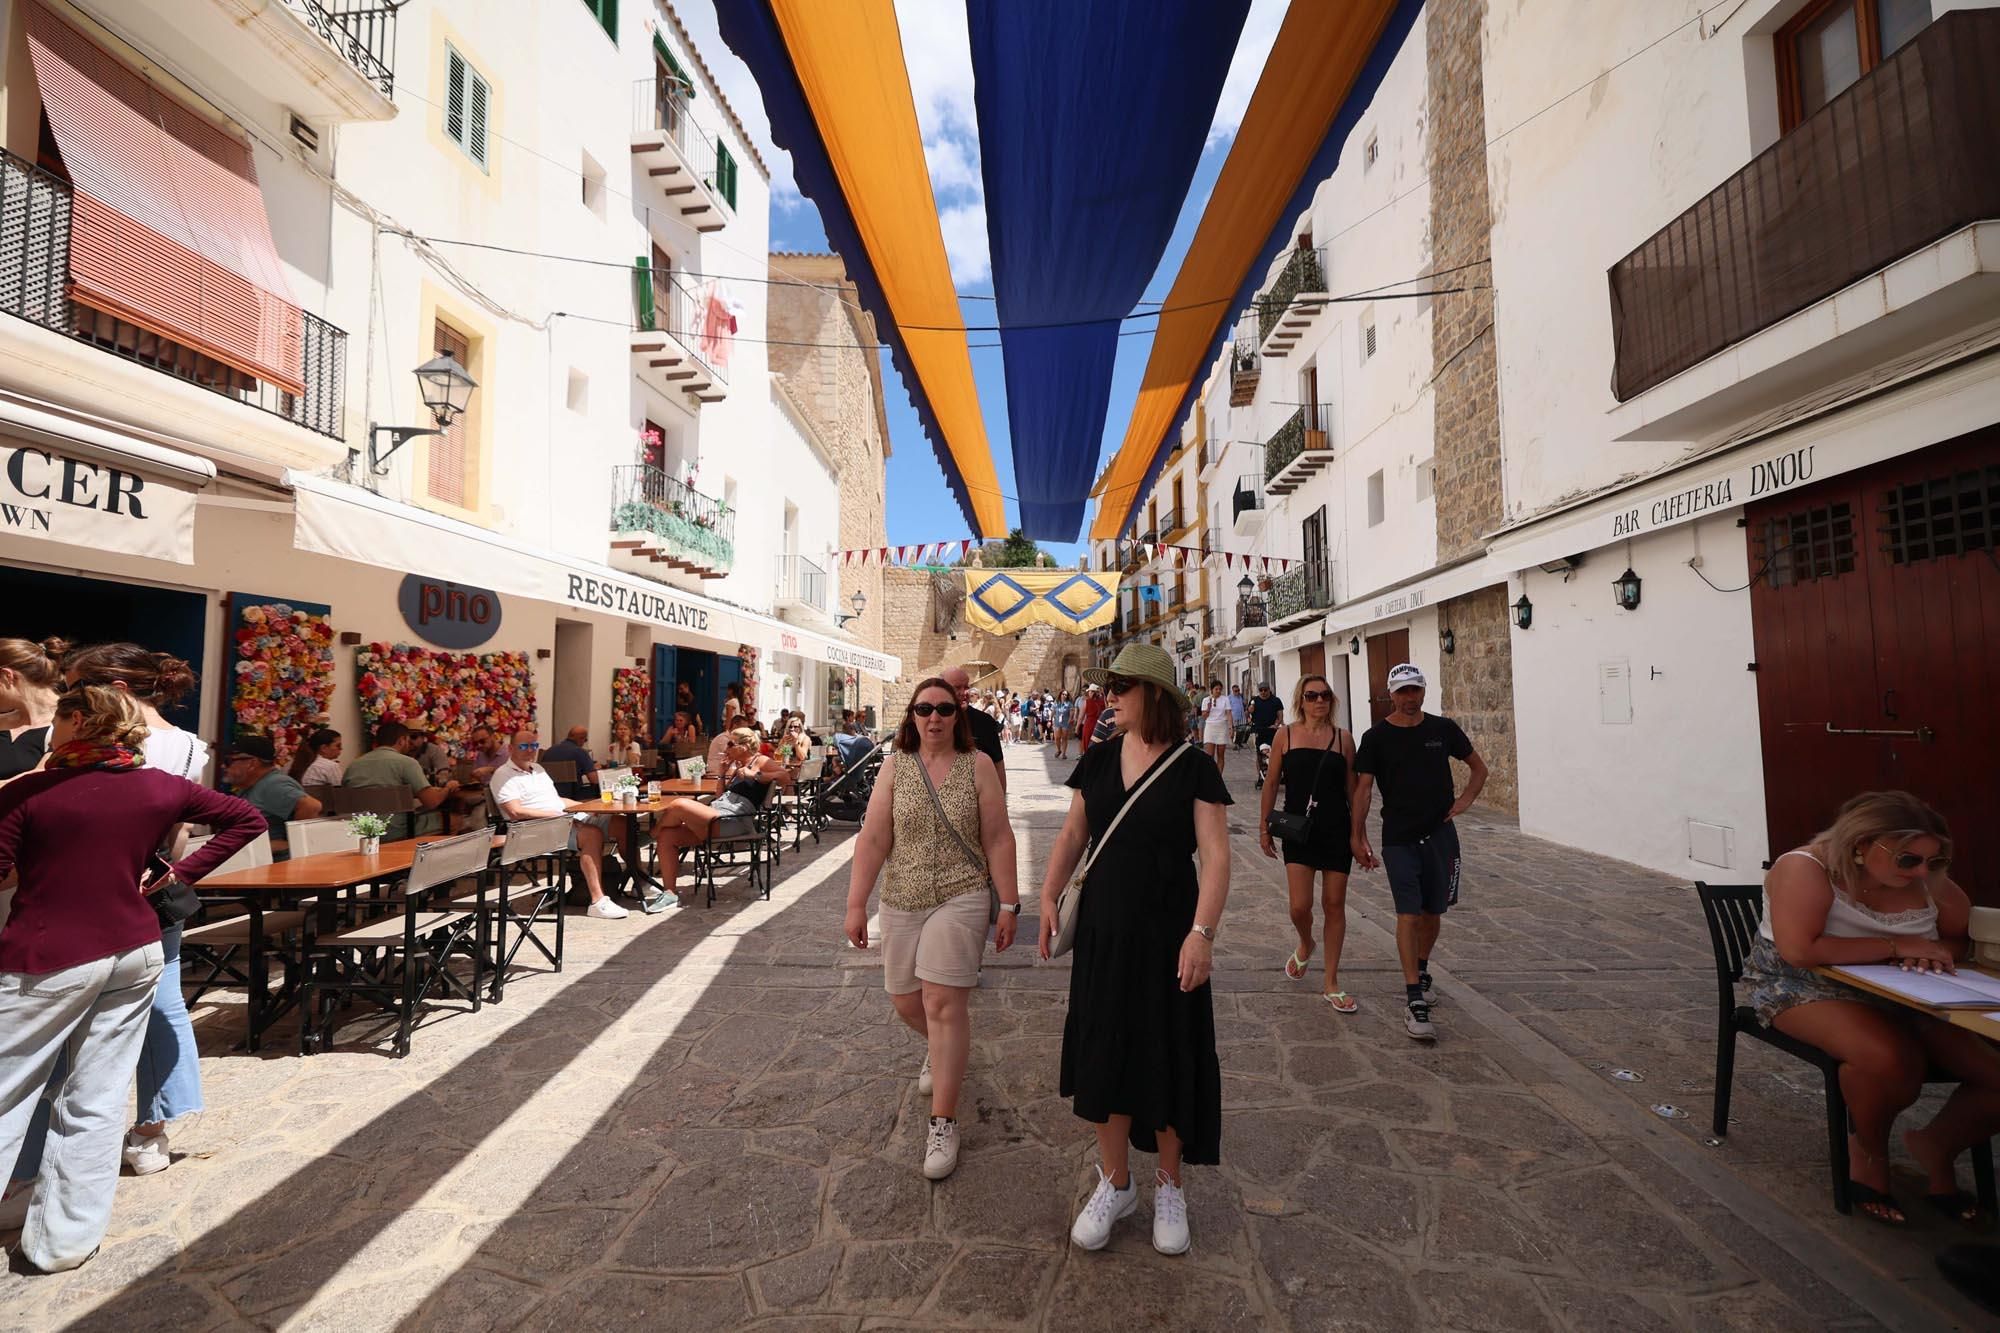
836, 589, 868, 628
1236, 574, 1253, 599
1440, 627, 1456, 655
1512, 594, 1533, 630
363, 354, 479, 477
1613, 567, 1643, 611
1349, 636, 1361, 656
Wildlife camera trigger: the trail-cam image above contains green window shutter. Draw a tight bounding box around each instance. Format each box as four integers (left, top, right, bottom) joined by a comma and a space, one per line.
715, 141, 736, 209
651, 33, 695, 97
583, 0, 617, 40
634, 254, 655, 331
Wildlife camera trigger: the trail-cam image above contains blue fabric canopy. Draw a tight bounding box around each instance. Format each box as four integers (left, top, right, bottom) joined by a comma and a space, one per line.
969, 0, 1250, 540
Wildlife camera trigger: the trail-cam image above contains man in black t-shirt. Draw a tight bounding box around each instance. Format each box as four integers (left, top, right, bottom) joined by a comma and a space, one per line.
1247, 683, 1284, 750
943, 667, 1006, 797
1351, 664, 1488, 1041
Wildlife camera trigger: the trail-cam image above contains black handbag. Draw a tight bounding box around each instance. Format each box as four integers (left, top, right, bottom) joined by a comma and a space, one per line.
1265, 726, 1337, 845
145, 864, 203, 927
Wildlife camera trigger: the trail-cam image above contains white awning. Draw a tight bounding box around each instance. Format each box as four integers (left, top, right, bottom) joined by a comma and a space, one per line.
0, 389, 214, 563
287, 472, 901, 681
1320, 554, 1506, 637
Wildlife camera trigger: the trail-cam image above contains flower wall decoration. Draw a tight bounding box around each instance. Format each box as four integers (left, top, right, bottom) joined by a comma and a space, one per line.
225, 595, 335, 763
356, 643, 536, 753
611, 666, 650, 740
737, 644, 759, 716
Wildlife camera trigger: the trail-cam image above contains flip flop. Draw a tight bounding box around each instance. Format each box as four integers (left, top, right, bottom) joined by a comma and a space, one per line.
1926, 1190, 1988, 1226
1322, 990, 1359, 1014
1849, 1182, 1907, 1226
1284, 949, 1308, 980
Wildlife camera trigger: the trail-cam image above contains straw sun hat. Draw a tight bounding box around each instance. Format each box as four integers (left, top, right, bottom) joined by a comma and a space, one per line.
1081, 643, 1189, 715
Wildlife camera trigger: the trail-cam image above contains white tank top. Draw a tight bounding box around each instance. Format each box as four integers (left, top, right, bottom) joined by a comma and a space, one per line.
1758, 848, 1939, 942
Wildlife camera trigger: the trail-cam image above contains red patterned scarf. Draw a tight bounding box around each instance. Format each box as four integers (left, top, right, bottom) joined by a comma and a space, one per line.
43, 740, 145, 771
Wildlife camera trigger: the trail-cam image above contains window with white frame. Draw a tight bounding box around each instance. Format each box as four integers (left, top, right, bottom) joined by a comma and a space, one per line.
444, 45, 491, 169
1363, 130, 1379, 172
1415, 457, 1435, 502
1367, 470, 1385, 527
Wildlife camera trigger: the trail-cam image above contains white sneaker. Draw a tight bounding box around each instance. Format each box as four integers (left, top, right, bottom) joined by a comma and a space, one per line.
123, 1129, 170, 1176
1069, 1166, 1138, 1250
0, 1181, 29, 1230
1404, 1000, 1437, 1041
917, 1052, 933, 1096
1152, 1169, 1190, 1255
586, 898, 629, 920
922, 1117, 959, 1180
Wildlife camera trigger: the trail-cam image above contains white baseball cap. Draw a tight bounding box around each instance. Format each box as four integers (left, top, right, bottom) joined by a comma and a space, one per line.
1388, 663, 1427, 691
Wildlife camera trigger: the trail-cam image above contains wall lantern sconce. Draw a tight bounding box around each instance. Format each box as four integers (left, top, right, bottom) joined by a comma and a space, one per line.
1236, 574, 1254, 599
362, 354, 478, 477
1512, 594, 1534, 630
836, 589, 869, 628
1349, 636, 1361, 656
1440, 627, 1456, 655
1613, 567, 1643, 611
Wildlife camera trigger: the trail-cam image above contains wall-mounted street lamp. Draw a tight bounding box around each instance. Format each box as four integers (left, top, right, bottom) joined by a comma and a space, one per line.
363, 354, 478, 477
1512, 594, 1534, 630
1440, 627, 1456, 655
1349, 636, 1361, 656
1612, 567, 1643, 611
836, 589, 868, 628
1236, 574, 1254, 599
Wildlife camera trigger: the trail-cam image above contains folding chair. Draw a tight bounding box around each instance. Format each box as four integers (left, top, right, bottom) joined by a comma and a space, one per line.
329, 784, 421, 838
300, 830, 493, 1057
180, 833, 305, 1051
786, 758, 825, 850
286, 818, 362, 857
1696, 882, 1996, 1216
484, 816, 574, 1001
692, 783, 779, 906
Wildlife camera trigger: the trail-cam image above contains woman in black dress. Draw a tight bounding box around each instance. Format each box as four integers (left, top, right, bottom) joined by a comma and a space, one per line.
1038, 644, 1230, 1258
1256, 674, 1359, 1013
0, 638, 64, 781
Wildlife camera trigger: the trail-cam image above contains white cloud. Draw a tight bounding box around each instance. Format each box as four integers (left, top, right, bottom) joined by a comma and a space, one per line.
923, 136, 982, 196
1206, 0, 1288, 146
939, 201, 990, 286
671, 0, 806, 210
893, 0, 988, 286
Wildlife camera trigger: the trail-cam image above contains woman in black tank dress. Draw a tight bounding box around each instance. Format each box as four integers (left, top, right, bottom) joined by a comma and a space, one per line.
1256, 674, 1360, 1014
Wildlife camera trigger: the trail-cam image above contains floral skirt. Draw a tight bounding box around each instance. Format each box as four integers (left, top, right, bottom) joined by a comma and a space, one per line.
1739, 936, 1901, 1028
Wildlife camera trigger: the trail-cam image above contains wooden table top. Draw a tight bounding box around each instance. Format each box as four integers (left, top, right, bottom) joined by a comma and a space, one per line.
1820, 963, 2000, 1042
197, 835, 500, 893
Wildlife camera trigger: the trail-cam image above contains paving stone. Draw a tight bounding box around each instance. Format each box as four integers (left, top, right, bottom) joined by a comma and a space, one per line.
828, 1239, 954, 1313
1431, 1178, 1568, 1268
1250, 1217, 1420, 1331
1684, 1285, 1829, 1332
1515, 1167, 1738, 1290
826, 1156, 932, 1240
1046, 1248, 1266, 1333
1388, 1128, 1560, 1185
219, 1209, 458, 1315
39, 1278, 229, 1333
181, 1152, 371, 1270
1290, 1159, 1424, 1252
933, 1144, 1075, 1246
1281, 1042, 1373, 1088
931, 1244, 1059, 1324
1445, 1089, 1596, 1158
452, 1206, 630, 1287
1533, 1277, 1680, 1332
1418, 1269, 1561, 1332
614, 1155, 821, 1273
749, 1242, 844, 1311
521, 1272, 753, 1331
1222, 1107, 1343, 1186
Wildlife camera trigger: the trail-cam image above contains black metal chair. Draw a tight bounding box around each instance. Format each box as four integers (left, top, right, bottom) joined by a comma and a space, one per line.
301, 830, 493, 1057
785, 758, 826, 851
693, 784, 780, 906
1696, 881, 1996, 1217
484, 816, 574, 1000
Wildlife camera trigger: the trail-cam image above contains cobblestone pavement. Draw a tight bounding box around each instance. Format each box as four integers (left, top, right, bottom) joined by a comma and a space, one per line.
2, 743, 1990, 1330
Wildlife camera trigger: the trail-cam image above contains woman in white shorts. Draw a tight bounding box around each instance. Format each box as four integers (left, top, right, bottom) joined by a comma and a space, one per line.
1198, 680, 1233, 774
845, 677, 1019, 1181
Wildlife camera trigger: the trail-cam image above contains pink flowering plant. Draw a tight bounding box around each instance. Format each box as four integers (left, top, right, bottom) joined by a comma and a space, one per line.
230, 600, 335, 762
356, 643, 536, 753
611, 666, 650, 739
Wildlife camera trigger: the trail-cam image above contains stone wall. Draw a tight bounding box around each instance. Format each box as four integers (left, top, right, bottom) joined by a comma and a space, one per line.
767, 253, 890, 719
879, 568, 1092, 722
1429, 0, 1516, 814
1439, 585, 1518, 814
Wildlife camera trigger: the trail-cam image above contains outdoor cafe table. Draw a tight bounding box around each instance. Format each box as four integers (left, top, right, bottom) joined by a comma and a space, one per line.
563, 784, 720, 900
197, 835, 498, 1053
1818, 964, 2000, 1042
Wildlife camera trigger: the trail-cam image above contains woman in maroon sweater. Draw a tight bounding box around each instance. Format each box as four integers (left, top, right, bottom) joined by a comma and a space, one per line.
0, 685, 261, 1272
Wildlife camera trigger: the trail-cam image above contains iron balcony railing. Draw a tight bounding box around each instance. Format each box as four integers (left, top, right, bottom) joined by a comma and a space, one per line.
776, 553, 829, 613
1232, 474, 1264, 523
1236, 598, 1268, 633
633, 257, 730, 385
609, 463, 735, 571
632, 77, 738, 212
290, 0, 399, 97
0, 148, 347, 440
1265, 561, 1332, 625
1232, 327, 1260, 378
1263, 403, 1332, 483
1256, 243, 1328, 343
1608, 11, 2000, 401
1157, 507, 1185, 537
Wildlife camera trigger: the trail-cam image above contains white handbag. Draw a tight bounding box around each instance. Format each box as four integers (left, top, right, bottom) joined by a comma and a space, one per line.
1051, 742, 1190, 957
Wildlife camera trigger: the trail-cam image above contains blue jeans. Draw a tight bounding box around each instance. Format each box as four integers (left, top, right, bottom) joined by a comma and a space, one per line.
10, 923, 202, 1184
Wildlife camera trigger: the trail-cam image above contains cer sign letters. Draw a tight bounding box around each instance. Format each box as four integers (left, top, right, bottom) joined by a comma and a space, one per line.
398, 574, 502, 649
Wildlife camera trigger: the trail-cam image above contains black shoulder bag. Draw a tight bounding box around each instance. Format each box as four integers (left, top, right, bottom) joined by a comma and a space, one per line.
1265, 725, 1338, 844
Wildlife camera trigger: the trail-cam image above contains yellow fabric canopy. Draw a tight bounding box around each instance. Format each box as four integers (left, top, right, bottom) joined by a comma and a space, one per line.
1090, 0, 1399, 540
770, 0, 1006, 536
961, 569, 1121, 634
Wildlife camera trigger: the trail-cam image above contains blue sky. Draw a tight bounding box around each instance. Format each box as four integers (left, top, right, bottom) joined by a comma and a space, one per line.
678, 0, 1286, 567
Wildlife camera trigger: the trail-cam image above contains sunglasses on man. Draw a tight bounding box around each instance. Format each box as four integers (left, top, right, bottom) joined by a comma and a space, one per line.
911, 701, 959, 718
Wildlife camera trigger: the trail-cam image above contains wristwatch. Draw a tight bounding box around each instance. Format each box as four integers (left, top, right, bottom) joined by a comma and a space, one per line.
1189, 922, 1216, 941
997, 901, 1022, 916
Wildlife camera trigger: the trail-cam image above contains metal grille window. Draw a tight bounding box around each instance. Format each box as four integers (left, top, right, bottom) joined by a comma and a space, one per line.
1763, 502, 1855, 585
444, 45, 490, 169
1882, 467, 2000, 564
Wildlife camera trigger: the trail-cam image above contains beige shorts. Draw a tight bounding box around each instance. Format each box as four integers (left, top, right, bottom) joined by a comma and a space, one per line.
879, 889, 989, 994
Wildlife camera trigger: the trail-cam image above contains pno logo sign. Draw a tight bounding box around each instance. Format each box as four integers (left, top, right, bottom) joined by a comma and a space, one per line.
398, 575, 502, 649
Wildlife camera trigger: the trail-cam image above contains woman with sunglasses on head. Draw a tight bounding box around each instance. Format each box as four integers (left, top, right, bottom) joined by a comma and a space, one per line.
1257, 676, 1359, 1013
1743, 791, 2000, 1226
1037, 644, 1230, 1257
845, 678, 1019, 1182
647, 729, 787, 906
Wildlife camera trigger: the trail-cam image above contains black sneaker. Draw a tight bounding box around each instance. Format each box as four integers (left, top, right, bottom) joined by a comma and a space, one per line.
1404, 1000, 1436, 1041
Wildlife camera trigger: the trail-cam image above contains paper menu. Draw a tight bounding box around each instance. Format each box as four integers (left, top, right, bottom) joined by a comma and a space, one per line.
1835, 965, 2000, 1008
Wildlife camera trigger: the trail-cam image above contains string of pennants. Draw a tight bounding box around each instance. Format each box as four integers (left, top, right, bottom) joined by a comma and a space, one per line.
836, 540, 980, 568
1119, 542, 1297, 573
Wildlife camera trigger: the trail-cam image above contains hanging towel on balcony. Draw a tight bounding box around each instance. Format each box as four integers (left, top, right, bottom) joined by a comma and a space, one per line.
25, 1, 305, 395
698, 282, 736, 373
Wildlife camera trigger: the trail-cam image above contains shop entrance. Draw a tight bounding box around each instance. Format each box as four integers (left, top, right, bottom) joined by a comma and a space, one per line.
1746, 425, 1998, 902
1365, 628, 1410, 724
647, 644, 743, 738
1, 566, 206, 731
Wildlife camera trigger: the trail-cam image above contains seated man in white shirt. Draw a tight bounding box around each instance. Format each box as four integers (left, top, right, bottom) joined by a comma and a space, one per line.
489, 731, 627, 920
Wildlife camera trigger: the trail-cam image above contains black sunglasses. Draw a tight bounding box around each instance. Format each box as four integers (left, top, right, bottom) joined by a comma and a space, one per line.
1876, 841, 1950, 873
911, 701, 959, 718
1104, 676, 1140, 696
1301, 689, 1333, 702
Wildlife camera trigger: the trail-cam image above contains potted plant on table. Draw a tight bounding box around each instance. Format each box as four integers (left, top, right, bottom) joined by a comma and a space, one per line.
348, 812, 390, 856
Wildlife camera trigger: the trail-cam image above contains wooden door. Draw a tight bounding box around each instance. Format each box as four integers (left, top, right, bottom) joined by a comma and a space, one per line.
1748, 426, 1999, 902
1299, 642, 1326, 681
1365, 628, 1410, 723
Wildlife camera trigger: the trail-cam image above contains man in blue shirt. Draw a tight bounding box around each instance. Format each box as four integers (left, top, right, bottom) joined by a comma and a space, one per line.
541, 726, 600, 799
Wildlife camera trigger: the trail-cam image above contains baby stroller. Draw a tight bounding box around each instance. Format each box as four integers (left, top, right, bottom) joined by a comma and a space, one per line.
815, 739, 885, 823
1255, 738, 1273, 791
